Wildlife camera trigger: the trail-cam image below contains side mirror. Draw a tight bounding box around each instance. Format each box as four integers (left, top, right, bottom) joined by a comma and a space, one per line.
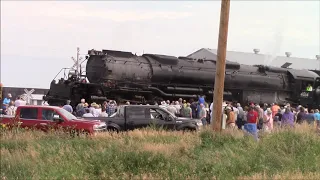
53, 115, 64, 123
166, 116, 174, 121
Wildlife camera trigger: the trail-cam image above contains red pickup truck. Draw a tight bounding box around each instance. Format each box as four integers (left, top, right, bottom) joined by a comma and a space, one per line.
0, 105, 106, 134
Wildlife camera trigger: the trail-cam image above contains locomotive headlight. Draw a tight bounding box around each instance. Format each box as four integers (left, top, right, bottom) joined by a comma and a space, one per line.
93, 123, 107, 131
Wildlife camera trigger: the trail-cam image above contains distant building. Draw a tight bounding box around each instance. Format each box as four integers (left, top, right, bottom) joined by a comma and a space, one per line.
187, 48, 320, 70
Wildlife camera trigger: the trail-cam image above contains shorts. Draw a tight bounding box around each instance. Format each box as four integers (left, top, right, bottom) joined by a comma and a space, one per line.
244, 123, 258, 140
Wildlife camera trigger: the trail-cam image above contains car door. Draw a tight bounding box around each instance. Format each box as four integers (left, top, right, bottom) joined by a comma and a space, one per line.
18, 107, 40, 130
40, 108, 64, 132
148, 107, 176, 130
125, 106, 151, 130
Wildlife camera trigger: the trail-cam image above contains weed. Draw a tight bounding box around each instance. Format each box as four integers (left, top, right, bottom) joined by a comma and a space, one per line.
0, 124, 319, 179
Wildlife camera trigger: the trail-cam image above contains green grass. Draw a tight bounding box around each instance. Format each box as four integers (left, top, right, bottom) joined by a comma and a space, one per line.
1, 124, 320, 180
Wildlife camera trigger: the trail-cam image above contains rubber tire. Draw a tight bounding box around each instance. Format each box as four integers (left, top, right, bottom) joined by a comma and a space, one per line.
107, 127, 119, 133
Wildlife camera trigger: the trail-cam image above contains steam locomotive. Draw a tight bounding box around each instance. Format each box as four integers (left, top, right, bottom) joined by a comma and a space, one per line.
44, 49, 320, 108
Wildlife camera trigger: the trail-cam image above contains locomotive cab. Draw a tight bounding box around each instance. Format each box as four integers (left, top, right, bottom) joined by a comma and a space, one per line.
285, 69, 319, 108
299, 77, 320, 108
313, 77, 320, 107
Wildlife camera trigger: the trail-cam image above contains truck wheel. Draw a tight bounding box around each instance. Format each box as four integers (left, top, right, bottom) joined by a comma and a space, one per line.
107, 127, 119, 133
182, 127, 196, 132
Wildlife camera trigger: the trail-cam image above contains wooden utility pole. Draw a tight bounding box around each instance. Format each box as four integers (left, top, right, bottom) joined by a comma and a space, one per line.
212, 0, 231, 132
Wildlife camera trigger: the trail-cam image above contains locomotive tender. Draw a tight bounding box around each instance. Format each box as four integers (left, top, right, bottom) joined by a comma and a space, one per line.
44, 49, 320, 108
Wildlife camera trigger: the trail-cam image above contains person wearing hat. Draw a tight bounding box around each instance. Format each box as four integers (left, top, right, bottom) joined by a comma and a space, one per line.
2, 93, 12, 115
92, 103, 101, 117
89, 102, 97, 116
183, 100, 187, 108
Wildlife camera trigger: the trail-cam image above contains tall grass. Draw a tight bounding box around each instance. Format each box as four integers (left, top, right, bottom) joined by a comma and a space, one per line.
1, 123, 320, 179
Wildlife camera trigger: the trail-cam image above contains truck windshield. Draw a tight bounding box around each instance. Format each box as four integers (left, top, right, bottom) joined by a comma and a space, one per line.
58, 108, 78, 120
159, 107, 177, 118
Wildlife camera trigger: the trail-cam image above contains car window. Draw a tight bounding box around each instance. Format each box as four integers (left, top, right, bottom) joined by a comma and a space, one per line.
42, 109, 59, 121
149, 108, 166, 120
20, 108, 38, 120
118, 106, 125, 117
126, 107, 146, 119
149, 109, 156, 119
58, 108, 77, 120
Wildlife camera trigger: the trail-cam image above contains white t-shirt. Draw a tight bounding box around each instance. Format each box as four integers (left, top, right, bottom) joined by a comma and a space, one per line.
167, 105, 178, 115
99, 112, 108, 117
174, 105, 181, 114
210, 103, 226, 118
83, 113, 94, 118
14, 100, 26, 107
92, 109, 100, 117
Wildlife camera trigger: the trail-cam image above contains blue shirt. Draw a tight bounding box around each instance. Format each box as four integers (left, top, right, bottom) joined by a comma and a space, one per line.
199, 97, 205, 104
314, 113, 320, 121
2, 98, 10, 109
63, 105, 73, 113
305, 113, 315, 121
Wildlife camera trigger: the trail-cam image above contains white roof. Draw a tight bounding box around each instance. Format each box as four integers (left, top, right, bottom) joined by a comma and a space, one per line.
187, 48, 320, 70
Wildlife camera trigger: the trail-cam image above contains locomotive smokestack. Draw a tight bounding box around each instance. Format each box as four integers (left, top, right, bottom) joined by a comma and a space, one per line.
285, 52, 292, 57
316, 55, 320, 60
253, 49, 260, 54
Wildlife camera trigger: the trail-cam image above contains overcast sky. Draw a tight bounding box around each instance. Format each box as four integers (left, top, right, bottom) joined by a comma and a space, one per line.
1, 1, 319, 88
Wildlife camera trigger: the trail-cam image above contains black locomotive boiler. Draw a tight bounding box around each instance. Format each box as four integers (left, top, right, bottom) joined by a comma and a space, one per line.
44, 49, 320, 108
85, 49, 319, 106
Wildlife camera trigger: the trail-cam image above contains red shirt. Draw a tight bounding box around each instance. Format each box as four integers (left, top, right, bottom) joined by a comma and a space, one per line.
247, 110, 258, 124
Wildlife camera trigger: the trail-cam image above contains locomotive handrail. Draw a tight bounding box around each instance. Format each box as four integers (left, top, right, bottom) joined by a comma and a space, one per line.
53, 68, 72, 81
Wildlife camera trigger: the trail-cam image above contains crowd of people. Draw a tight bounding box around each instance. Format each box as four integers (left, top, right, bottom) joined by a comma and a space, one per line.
61, 98, 121, 118
2, 92, 320, 139
158, 97, 320, 140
